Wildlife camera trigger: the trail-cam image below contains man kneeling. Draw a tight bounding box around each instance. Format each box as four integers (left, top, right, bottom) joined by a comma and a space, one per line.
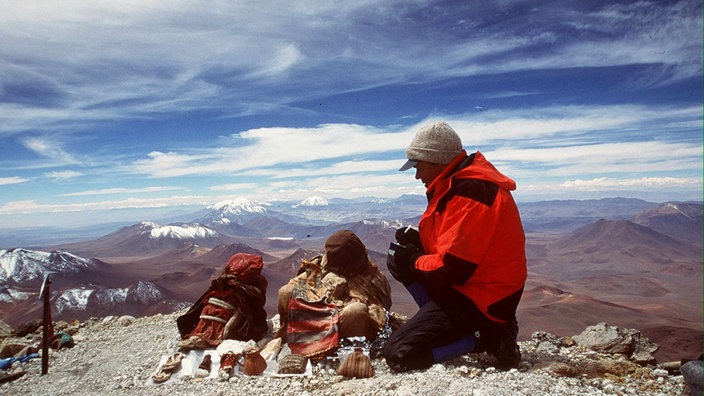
383, 121, 527, 372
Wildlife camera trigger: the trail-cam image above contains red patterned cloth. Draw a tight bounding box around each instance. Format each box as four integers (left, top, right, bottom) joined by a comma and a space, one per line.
177, 253, 268, 346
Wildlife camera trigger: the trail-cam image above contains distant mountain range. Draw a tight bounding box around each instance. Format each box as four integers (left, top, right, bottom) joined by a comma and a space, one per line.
0, 196, 701, 362
1, 195, 670, 248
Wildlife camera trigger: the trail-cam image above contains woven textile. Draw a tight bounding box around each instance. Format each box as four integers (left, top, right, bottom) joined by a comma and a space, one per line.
286, 296, 339, 357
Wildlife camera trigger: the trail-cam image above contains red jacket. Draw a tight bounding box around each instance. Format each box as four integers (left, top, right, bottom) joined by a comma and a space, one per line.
415, 150, 527, 323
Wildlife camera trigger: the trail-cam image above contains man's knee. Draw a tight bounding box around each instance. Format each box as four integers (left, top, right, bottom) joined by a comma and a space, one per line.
382, 343, 434, 372
382, 330, 434, 372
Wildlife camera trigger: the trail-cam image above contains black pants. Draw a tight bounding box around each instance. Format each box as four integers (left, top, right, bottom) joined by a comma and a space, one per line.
382, 283, 496, 372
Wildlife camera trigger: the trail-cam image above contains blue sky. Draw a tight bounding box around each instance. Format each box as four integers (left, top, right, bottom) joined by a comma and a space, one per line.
0, 0, 702, 229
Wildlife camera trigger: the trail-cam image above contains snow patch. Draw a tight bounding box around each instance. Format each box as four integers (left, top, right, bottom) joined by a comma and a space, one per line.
0, 288, 32, 303
55, 287, 95, 313
94, 287, 129, 306
362, 219, 401, 228
129, 281, 163, 304
53, 282, 163, 314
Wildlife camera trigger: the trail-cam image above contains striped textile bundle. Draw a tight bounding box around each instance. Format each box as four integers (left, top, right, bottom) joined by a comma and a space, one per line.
285, 297, 339, 357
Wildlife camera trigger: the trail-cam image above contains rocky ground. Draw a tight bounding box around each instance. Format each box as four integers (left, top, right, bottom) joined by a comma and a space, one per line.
0, 311, 698, 396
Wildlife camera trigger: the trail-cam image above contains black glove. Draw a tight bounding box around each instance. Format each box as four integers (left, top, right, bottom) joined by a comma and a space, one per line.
386, 242, 421, 285
395, 226, 422, 250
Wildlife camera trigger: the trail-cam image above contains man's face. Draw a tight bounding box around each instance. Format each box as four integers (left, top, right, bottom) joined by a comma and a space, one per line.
413, 161, 445, 188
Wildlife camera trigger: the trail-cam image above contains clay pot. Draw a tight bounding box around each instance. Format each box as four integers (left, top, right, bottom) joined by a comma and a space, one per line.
242, 347, 267, 376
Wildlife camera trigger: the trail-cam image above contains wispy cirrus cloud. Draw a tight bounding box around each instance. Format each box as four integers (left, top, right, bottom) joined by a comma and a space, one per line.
0, 1, 699, 135
60, 186, 188, 197
561, 177, 702, 191
128, 123, 408, 178
127, 105, 702, 182
0, 195, 208, 215
0, 176, 29, 186
0, 1, 700, 227
44, 170, 82, 180
21, 136, 80, 164
209, 183, 261, 192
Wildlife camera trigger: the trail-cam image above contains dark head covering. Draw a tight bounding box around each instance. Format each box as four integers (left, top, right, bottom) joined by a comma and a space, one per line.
323, 230, 369, 277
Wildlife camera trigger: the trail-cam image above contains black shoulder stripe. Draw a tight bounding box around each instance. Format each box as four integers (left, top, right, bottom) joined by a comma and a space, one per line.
436, 179, 499, 214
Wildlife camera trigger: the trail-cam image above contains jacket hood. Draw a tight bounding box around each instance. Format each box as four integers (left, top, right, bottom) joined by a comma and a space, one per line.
459, 151, 516, 191
429, 150, 516, 192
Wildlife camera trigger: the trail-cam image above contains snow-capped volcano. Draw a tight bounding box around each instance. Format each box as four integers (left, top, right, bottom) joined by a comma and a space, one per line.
73, 221, 235, 257
293, 196, 329, 207
0, 248, 97, 283
192, 198, 270, 237
207, 198, 268, 217
139, 222, 219, 240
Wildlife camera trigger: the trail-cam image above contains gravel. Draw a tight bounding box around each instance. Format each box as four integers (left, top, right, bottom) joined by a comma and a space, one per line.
0, 311, 690, 396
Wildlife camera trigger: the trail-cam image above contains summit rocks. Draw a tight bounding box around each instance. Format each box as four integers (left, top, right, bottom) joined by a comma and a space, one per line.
572, 322, 660, 365
0, 313, 693, 396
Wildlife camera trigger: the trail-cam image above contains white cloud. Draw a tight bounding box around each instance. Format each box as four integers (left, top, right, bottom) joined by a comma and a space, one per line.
45, 170, 82, 180
264, 172, 423, 200
129, 123, 410, 178
0, 1, 698, 136
60, 186, 187, 197
264, 159, 402, 178
250, 43, 304, 77
0, 176, 29, 185
0, 2, 700, 225
209, 183, 259, 192
0, 195, 210, 215
126, 105, 702, 181
21, 136, 79, 164
491, 141, 702, 167
447, 105, 702, 144
561, 176, 702, 191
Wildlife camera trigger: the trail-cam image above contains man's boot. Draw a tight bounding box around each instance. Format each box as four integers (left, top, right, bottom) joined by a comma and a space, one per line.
493, 318, 521, 370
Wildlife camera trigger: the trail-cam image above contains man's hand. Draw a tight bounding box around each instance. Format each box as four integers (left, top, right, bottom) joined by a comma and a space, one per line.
395, 226, 422, 250
387, 242, 421, 285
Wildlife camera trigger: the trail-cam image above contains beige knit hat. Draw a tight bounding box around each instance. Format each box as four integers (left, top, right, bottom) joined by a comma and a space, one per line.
399, 121, 463, 171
